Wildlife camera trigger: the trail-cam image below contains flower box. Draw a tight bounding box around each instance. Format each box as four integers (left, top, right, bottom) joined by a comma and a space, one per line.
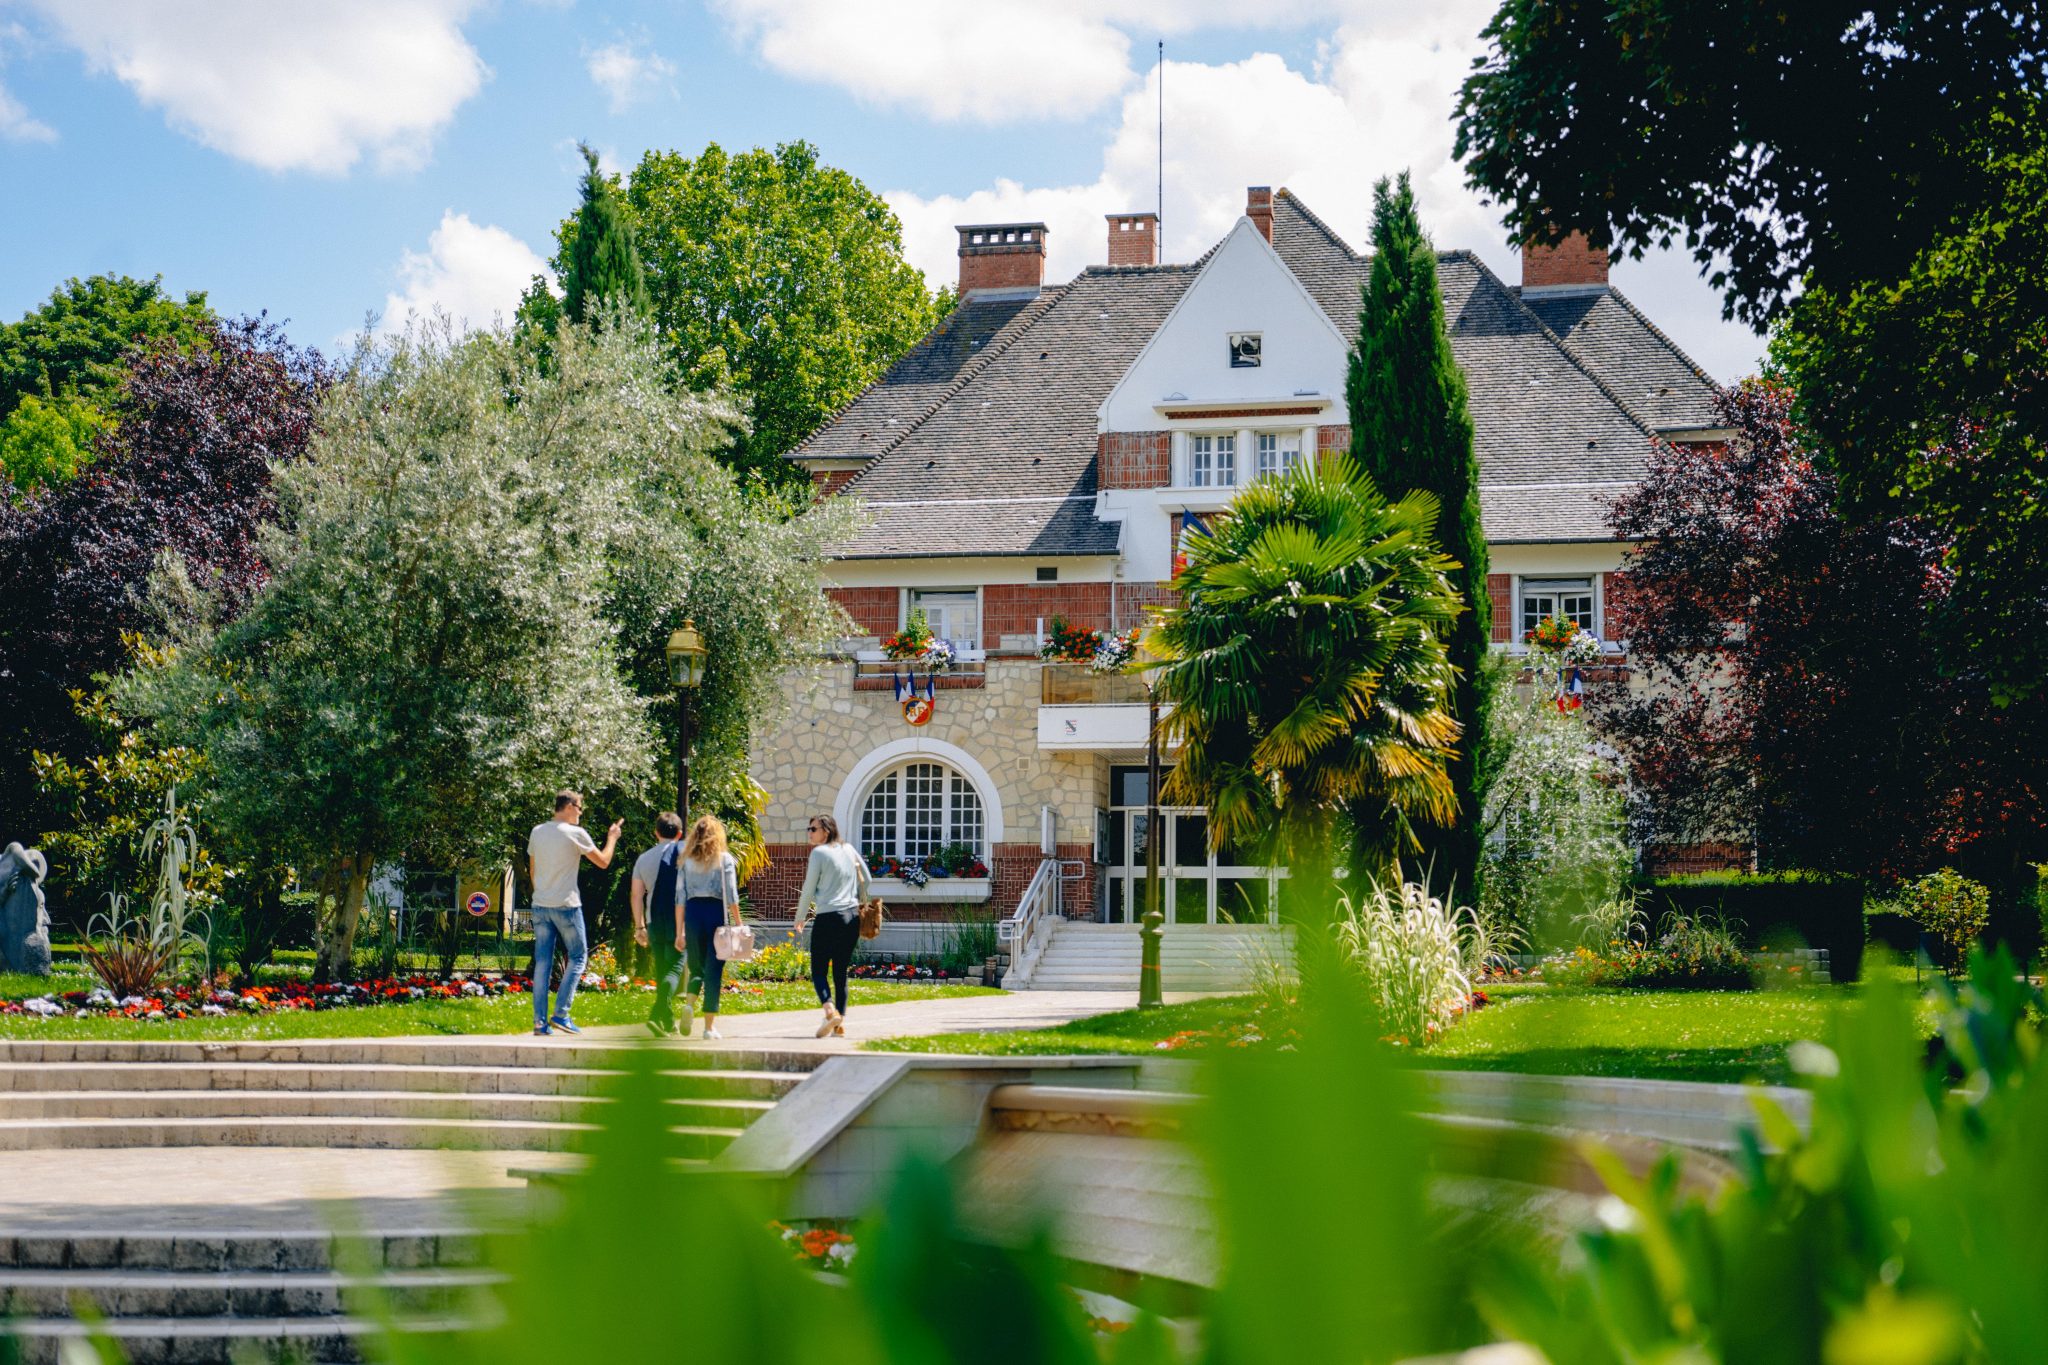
864, 876, 992, 903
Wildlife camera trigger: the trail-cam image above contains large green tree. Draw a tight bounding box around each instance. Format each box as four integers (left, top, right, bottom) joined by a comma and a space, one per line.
123, 318, 858, 977
1454, 4, 2047, 703
1346, 173, 1493, 901
623, 141, 944, 485
0, 275, 213, 417
1149, 455, 1465, 907
0, 274, 215, 494
560, 142, 652, 327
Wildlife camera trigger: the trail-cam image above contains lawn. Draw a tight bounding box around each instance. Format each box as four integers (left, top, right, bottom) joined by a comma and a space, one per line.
870, 974, 1938, 1085
0, 981, 998, 1041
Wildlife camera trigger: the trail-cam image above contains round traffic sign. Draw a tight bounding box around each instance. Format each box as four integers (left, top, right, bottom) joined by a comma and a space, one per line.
465, 891, 490, 917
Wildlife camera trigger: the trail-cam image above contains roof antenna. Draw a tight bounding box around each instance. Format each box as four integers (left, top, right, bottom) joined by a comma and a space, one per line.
1156, 41, 1165, 234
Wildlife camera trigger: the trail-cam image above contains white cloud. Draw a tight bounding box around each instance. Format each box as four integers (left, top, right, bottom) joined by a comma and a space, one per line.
0, 20, 53, 142
19, 0, 487, 173
711, 0, 1386, 121
0, 79, 52, 142
882, 11, 1763, 382
379, 212, 550, 336
585, 36, 676, 114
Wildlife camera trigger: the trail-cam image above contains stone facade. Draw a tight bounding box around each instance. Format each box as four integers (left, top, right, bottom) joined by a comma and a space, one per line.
750, 659, 1109, 918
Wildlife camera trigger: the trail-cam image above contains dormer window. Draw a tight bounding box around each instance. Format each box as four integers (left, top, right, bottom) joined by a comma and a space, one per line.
1191, 434, 1236, 487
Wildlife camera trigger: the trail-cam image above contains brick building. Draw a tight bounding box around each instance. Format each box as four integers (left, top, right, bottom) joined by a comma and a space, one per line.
748, 187, 1725, 938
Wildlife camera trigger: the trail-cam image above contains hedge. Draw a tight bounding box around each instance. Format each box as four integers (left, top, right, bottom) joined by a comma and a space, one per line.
1646, 872, 1867, 982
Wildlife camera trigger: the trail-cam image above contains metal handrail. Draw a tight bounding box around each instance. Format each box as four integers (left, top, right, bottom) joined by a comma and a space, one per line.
997, 856, 1059, 946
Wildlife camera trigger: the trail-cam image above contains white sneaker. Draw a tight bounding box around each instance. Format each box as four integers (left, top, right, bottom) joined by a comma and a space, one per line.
815, 1006, 840, 1038
703, 1027, 722, 1039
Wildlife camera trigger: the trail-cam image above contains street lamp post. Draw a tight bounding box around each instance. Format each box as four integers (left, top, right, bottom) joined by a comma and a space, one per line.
664, 620, 709, 818
1137, 630, 1165, 1010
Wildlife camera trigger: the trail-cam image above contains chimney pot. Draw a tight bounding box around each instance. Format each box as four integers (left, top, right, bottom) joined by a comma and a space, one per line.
1105, 212, 1160, 267
1521, 230, 1610, 294
1246, 186, 1274, 243
955, 222, 1050, 299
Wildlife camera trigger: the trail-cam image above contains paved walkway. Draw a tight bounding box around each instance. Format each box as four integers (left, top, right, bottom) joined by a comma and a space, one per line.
0, 990, 1186, 1234
582, 987, 1210, 1051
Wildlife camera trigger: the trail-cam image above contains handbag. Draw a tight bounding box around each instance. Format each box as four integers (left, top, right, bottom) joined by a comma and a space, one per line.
858, 897, 885, 941
714, 907, 757, 962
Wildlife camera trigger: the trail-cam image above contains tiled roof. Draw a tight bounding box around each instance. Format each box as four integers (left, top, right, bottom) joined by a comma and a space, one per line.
1268, 192, 1675, 541
801, 189, 1724, 554
790, 294, 1039, 462
1516, 287, 1720, 430
829, 265, 1196, 558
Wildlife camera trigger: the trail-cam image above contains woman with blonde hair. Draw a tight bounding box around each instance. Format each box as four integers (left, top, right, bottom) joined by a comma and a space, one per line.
793, 814, 870, 1038
677, 814, 741, 1039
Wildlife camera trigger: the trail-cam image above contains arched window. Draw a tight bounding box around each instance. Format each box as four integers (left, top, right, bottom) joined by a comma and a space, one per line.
856, 760, 987, 862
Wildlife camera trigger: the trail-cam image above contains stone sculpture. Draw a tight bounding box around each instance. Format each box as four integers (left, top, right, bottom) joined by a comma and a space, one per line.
0, 842, 51, 975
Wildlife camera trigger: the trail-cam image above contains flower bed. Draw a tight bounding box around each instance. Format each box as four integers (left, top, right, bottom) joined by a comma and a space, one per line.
1549, 940, 1757, 991
0, 970, 635, 1023
847, 961, 970, 982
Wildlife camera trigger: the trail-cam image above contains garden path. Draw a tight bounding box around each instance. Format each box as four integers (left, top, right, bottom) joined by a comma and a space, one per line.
580, 987, 1212, 1051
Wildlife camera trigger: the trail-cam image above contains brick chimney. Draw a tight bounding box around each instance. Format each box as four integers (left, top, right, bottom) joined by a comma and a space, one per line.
1521, 230, 1610, 294
956, 223, 1049, 299
1106, 212, 1159, 267
1246, 186, 1274, 242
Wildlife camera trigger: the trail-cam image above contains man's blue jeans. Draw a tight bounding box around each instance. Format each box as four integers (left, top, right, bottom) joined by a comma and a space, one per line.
531, 905, 588, 1026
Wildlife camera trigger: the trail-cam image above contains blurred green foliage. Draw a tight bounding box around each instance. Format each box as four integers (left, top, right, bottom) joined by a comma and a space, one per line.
353, 942, 2047, 1365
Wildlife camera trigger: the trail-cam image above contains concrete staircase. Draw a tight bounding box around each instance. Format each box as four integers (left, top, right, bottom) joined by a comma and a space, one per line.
0, 1228, 488, 1364
0, 1038, 822, 1362
1016, 922, 1293, 992
0, 1038, 816, 1155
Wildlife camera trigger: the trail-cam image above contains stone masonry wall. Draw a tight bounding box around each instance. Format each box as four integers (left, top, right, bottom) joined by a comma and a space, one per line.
751, 658, 1105, 912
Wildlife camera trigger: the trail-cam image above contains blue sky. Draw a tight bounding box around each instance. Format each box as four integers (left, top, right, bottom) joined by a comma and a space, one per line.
0, 1, 1763, 380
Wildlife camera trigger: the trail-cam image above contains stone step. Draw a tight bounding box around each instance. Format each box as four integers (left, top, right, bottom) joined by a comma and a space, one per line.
0, 1090, 776, 1128
0, 1039, 826, 1073
0, 1062, 802, 1101
3, 1312, 454, 1365
0, 1230, 482, 1273
0, 1266, 499, 1318
0, 1114, 744, 1155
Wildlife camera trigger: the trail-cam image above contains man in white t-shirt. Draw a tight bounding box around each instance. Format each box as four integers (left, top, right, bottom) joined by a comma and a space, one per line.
526, 789, 621, 1036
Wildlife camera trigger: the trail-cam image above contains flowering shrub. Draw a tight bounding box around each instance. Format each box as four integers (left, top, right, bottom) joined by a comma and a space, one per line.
727, 940, 809, 982
1552, 911, 1756, 991
773, 1222, 857, 1270
1090, 626, 1139, 675
1897, 867, 1991, 971
1038, 614, 1102, 663
846, 961, 966, 981
0, 971, 615, 1022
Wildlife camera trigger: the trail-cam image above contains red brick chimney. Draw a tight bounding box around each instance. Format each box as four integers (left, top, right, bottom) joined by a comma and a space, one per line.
1106, 212, 1159, 267
1522, 230, 1610, 293
1246, 186, 1274, 242
956, 223, 1048, 298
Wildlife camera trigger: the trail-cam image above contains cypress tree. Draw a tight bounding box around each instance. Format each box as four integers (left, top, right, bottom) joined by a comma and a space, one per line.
560, 143, 652, 327
1345, 172, 1493, 900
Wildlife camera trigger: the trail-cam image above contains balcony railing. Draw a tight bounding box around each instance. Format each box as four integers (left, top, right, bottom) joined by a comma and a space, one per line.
1040, 662, 1149, 706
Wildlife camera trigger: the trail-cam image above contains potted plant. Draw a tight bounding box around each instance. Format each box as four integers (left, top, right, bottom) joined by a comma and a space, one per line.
1038, 614, 1103, 664
881, 609, 955, 670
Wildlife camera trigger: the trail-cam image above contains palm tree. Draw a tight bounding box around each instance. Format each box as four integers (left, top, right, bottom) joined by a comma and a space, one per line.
1148, 455, 1465, 914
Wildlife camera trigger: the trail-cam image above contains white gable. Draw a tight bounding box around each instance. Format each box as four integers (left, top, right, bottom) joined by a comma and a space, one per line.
1098, 216, 1351, 432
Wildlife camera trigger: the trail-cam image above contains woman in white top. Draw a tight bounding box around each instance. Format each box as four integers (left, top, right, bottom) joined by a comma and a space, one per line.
793, 814, 870, 1038
678, 815, 742, 1040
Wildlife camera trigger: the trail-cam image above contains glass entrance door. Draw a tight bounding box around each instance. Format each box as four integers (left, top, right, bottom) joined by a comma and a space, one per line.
1103, 806, 1275, 925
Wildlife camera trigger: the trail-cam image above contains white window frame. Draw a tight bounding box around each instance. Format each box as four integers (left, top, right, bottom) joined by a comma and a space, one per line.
1254, 430, 1304, 481
1189, 433, 1236, 488
904, 587, 981, 655
1517, 576, 1597, 640
856, 759, 989, 863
